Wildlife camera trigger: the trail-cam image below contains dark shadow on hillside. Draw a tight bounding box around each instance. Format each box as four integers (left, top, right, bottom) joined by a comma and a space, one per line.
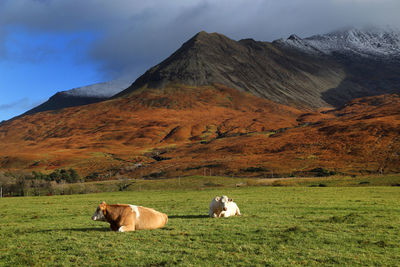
321, 79, 399, 107
168, 214, 209, 219
321, 56, 400, 107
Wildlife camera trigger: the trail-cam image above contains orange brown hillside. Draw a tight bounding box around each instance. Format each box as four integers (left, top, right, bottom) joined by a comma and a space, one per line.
0, 84, 302, 176
1, 84, 399, 178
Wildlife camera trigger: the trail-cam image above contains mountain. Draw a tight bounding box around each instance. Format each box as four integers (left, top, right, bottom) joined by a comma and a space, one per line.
23, 79, 132, 115
0, 29, 399, 178
25, 27, 400, 114
273, 27, 400, 106
116, 31, 344, 108
275, 26, 400, 58
117, 29, 400, 108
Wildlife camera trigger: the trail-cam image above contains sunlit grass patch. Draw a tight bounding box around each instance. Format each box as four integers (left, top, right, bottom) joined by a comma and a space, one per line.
0, 186, 399, 266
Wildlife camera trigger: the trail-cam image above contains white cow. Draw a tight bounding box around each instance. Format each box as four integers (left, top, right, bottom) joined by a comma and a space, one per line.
209, 195, 241, 218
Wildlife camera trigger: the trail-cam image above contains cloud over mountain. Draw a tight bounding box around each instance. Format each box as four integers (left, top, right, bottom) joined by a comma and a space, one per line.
0, 97, 43, 111
1, 0, 400, 80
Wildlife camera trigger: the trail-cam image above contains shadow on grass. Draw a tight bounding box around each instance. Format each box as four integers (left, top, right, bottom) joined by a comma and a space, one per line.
64, 227, 110, 232
168, 214, 209, 219
36, 227, 109, 233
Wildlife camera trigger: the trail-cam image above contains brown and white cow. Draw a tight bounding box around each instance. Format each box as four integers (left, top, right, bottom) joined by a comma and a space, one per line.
209, 195, 241, 218
92, 201, 168, 232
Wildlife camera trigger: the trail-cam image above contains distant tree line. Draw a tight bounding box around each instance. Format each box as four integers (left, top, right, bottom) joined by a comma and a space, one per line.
32, 168, 81, 183
0, 169, 82, 197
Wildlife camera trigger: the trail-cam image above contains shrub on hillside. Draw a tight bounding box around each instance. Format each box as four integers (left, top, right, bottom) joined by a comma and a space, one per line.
32, 169, 81, 183
243, 167, 268, 172
309, 168, 336, 177
85, 172, 100, 182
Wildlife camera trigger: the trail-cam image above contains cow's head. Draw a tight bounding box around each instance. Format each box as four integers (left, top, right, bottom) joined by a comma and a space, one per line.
91, 201, 107, 221
218, 195, 233, 211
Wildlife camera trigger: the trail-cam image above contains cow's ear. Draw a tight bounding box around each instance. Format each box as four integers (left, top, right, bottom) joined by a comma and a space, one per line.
228, 198, 233, 202
215, 197, 220, 201
100, 201, 107, 210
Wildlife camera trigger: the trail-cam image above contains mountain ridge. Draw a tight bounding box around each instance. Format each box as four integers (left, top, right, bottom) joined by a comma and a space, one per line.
22, 27, 400, 117
116, 31, 345, 108
23, 79, 133, 116
118, 29, 400, 108
275, 26, 400, 58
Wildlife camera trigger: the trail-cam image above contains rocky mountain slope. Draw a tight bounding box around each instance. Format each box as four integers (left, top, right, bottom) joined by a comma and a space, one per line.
274, 27, 400, 106
118, 29, 400, 108
117, 31, 345, 108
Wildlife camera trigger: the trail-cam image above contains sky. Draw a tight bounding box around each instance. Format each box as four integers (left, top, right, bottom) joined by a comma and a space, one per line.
1, 0, 400, 121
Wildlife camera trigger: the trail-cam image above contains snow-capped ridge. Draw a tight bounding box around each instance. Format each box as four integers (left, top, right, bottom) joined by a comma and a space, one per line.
63, 79, 133, 98
276, 26, 400, 57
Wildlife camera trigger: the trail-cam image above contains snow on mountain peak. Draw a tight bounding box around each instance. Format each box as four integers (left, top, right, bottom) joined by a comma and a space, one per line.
62, 79, 133, 98
276, 26, 400, 57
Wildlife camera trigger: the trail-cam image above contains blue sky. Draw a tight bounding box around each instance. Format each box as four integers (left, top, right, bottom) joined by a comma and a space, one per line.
0, 28, 101, 120
1, 0, 400, 121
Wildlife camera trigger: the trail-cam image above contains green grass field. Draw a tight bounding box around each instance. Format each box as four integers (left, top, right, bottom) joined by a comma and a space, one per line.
49, 174, 400, 196
1, 186, 399, 266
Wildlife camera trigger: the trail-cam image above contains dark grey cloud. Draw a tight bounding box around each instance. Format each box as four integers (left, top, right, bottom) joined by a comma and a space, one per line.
1, 0, 400, 80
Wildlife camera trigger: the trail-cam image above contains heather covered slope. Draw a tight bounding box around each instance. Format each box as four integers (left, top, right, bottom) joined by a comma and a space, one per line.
0, 84, 398, 177
0, 84, 303, 175
133, 95, 400, 177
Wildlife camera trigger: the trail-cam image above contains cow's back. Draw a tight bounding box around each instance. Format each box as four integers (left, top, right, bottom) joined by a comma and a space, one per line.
135, 207, 168, 230
225, 201, 240, 217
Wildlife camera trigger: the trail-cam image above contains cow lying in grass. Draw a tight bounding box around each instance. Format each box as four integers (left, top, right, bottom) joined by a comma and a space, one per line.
92, 201, 168, 232
209, 195, 241, 218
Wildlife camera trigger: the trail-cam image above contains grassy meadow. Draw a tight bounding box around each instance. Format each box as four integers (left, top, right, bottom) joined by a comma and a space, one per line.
1, 183, 400, 266
42, 173, 400, 196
